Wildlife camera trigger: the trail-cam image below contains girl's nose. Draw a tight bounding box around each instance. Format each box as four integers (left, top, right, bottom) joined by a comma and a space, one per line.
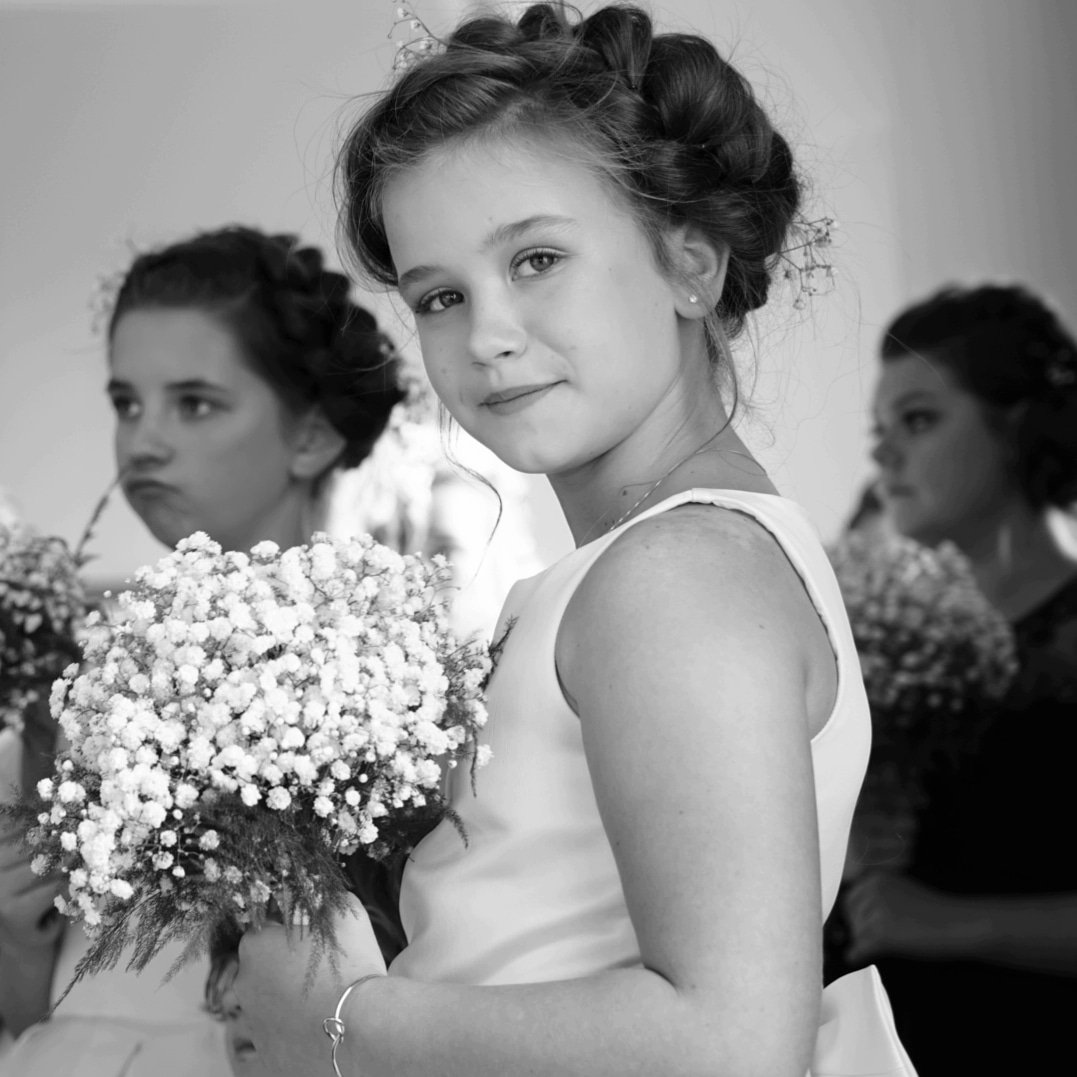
119, 414, 174, 471
870, 434, 900, 470
466, 293, 527, 365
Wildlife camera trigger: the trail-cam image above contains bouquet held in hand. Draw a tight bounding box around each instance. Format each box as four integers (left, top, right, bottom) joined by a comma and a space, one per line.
25, 531, 490, 988
0, 522, 87, 735
829, 531, 1016, 819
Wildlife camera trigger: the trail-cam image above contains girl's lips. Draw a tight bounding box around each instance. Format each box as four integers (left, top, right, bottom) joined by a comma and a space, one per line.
482, 382, 560, 415
124, 478, 177, 498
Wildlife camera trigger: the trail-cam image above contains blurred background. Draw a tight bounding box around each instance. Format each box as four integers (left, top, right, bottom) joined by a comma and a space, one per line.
1, 0, 1075, 589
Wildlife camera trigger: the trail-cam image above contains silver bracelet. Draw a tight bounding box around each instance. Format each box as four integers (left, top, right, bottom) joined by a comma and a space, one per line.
322, 973, 384, 1077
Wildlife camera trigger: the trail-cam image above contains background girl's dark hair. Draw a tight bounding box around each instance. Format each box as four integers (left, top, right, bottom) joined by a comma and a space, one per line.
109, 225, 405, 470
337, 2, 801, 343
881, 283, 1077, 510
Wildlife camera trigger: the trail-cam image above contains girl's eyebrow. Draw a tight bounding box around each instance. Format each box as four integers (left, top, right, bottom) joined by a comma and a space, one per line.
889, 389, 937, 410
106, 378, 227, 394
396, 214, 576, 290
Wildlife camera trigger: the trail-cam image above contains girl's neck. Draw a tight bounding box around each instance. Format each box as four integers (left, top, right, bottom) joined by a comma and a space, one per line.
223, 487, 324, 554
555, 420, 776, 547
952, 503, 1077, 622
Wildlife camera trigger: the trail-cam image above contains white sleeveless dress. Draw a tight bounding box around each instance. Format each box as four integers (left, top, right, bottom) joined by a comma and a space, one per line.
391, 489, 916, 1075
0, 730, 231, 1077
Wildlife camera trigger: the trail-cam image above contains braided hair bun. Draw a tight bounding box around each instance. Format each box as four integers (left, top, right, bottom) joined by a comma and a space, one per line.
340, 3, 801, 338
109, 225, 405, 470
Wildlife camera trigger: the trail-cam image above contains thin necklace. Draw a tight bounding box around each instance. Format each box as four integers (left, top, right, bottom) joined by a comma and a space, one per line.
605, 442, 762, 534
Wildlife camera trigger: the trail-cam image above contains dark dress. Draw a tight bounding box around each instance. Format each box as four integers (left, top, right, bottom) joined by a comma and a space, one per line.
874, 575, 1077, 1074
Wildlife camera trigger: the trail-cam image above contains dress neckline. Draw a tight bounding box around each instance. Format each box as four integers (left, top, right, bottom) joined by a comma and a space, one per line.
579, 487, 792, 552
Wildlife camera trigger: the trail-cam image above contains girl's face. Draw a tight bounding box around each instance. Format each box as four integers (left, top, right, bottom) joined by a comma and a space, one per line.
109, 307, 307, 552
871, 352, 1018, 546
381, 138, 692, 479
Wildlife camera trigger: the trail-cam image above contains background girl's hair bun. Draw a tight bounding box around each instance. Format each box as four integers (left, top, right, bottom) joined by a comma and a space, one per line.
109, 225, 405, 472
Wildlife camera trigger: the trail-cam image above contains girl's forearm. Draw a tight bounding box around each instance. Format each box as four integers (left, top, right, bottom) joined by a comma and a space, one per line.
343, 967, 816, 1077
956, 892, 1077, 976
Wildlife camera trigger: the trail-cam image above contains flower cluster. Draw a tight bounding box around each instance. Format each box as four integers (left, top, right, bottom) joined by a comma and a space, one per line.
26, 531, 490, 983
390, 2, 442, 72
829, 531, 1017, 814
0, 523, 87, 734
781, 216, 836, 310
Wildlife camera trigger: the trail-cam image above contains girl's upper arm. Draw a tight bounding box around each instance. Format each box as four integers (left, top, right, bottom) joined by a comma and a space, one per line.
556, 506, 825, 1065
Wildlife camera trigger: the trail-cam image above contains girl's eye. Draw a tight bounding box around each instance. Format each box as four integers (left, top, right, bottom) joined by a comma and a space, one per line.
109, 395, 140, 420
902, 409, 936, 434
178, 395, 215, 420
416, 289, 464, 315
512, 248, 562, 278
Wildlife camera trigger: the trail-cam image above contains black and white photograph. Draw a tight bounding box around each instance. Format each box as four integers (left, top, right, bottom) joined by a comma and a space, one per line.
1, 1, 1074, 1074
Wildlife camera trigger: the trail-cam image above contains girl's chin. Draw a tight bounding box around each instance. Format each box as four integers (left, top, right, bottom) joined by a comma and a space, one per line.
893, 515, 950, 548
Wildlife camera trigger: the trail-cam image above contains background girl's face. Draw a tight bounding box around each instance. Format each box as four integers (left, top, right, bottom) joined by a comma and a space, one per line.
109, 307, 305, 552
871, 352, 1017, 546
381, 137, 692, 479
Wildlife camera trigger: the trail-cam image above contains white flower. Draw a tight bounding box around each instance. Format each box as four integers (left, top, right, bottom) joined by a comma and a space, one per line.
110, 879, 134, 901
266, 787, 292, 811
57, 781, 86, 804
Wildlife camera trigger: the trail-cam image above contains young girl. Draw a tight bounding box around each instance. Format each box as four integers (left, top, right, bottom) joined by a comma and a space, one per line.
847, 283, 1077, 1074
0, 225, 404, 1075
234, 5, 914, 1074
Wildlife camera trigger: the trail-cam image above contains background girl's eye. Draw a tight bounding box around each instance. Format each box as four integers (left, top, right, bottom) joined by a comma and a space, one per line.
178, 396, 214, 419
109, 395, 140, 420
903, 410, 935, 433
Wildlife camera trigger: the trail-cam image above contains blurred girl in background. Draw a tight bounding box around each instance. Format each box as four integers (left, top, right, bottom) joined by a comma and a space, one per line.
0, 224, 404, 1076
849, 282, 1077, 1073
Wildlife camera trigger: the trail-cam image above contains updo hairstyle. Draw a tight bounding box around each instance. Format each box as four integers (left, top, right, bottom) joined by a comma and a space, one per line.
881, 283, 1077, 510
338, 2, 801, 342
109, 225, 406, 470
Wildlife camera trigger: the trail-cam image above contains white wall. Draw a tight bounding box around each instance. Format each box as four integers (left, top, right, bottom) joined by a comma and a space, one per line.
2, 0, 1074, 585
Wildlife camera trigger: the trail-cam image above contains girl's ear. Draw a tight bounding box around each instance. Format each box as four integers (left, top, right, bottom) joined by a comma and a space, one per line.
667, 225, 730, 319
289, 408, 346, 481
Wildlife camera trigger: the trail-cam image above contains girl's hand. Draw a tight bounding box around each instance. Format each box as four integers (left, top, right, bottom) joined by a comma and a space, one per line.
234, 894, 387, 1077
843, 870, 977, 963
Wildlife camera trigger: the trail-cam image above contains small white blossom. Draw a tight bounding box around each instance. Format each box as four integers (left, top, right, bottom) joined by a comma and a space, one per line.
266, 787, 292, 811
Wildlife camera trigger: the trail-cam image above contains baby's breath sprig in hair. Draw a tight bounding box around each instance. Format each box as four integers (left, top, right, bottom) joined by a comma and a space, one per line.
389, 2, 443, 72
88, 265, 130, 337
779, 216, 836, 310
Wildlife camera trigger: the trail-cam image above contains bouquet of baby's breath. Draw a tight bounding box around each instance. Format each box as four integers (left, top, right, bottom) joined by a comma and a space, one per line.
0, 481, 116, 749
0, 524, 87, 735
829, 531, 1017, 818
21, 531, 490, 990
